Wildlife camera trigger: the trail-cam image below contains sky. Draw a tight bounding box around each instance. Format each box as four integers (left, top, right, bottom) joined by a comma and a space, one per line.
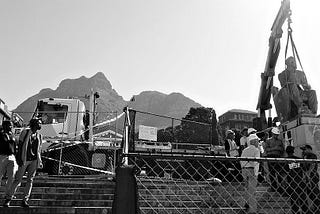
1, 0, 320, 117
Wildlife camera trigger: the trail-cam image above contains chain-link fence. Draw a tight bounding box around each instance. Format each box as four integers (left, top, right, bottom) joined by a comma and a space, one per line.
124, 109, 218, 154
12, 110, 124, 176
123, 153, 320, 214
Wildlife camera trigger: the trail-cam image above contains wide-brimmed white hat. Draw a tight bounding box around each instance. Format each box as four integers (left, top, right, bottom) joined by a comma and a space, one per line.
247, 128, 257, 135
247, 134, 260, 143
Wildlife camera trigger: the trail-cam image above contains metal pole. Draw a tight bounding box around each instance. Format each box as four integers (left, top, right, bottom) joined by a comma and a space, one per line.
58, 111, 67, 175
124, 125, 129, 165
89, 89, 94, 142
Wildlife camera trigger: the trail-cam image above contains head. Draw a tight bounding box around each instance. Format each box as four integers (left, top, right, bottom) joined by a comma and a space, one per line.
285, 56, 297, 71
286, 146, 295, 155
300, 144, 313, 155
29, 118, 42, 132
2, 120, 13, 133
247, 128, 257, 136
241, 128, 248, 136
225, 130, 235, 140
271, 127, 280, 139
247, 134, 260, 147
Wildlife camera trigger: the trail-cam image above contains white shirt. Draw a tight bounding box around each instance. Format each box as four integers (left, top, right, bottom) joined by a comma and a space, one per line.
226, 139, 239, 157
240, 136, 247, 146
241, 144, 260, 176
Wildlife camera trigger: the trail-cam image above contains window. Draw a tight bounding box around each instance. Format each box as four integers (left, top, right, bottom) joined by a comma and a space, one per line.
37, 101, 68, 124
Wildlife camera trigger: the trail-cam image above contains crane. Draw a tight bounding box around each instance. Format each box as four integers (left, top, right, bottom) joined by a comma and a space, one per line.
255, 0, 291, 130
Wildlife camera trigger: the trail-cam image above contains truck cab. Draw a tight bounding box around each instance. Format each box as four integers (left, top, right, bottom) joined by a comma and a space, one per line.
36, 98, 85, 141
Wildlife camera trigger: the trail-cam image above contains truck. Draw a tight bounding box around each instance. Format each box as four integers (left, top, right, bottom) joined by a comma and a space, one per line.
32, 95, 123, 176
255, 0, 320, 157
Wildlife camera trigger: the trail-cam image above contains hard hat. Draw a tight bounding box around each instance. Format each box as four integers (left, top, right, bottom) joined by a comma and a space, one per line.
247, 128, 257, 135
247, 134, 260, 143
271, 127, 280, 135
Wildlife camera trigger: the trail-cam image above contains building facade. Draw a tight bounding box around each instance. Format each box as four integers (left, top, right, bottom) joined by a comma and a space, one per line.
0, 98, 11, 125
218, 109, 257, 132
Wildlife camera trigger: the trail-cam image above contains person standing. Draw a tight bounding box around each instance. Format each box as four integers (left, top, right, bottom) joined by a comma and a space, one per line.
4, 118, 43, 208
301, 144, 320, 212
224, 130, 241, 181
239, 128, 248, 155
241, 134, 260, 214
246, 128, 257, 143
0, 121, 18, 197
284, 146, 309, 214
224, 130, 239, 157
265, 127, 284, 193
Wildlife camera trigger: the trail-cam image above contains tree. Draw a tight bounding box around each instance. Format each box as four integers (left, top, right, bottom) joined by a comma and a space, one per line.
176, 107, 219, 145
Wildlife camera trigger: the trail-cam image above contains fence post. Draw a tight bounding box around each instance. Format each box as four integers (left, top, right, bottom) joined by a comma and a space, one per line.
112, 165, 139, 214
58, 111, 67, 175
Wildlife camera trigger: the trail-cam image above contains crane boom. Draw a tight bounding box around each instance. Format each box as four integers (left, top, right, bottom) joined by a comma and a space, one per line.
255, 0, 290, 129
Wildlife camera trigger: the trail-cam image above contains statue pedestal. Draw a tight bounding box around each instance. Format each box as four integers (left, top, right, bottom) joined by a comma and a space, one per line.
281, 115, 320, 158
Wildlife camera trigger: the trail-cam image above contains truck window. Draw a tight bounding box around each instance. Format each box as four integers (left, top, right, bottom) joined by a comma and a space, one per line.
38, 102, 69, 124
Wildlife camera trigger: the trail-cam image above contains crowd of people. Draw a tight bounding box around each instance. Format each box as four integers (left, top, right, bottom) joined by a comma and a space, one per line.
0, 118, 43, 208
224, 127, 320, 214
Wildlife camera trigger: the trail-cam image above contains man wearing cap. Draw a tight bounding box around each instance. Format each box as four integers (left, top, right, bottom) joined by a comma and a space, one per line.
246, 128, 257, 145
265, 127, 285, 193
284, 146, 308, 214
4, 118, 43, 208
301, 145, 320, 212
240, 134, 260, 213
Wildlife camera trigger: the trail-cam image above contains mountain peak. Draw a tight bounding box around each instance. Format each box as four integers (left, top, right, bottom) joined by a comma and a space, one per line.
91, 72, 107, 80
15, 75, 202, 127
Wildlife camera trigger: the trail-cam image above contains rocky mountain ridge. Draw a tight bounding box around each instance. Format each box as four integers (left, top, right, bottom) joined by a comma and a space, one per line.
14, 72, 202, 127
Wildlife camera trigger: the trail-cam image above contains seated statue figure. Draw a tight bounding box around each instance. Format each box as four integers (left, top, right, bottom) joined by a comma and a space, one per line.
272, 56, 318, 122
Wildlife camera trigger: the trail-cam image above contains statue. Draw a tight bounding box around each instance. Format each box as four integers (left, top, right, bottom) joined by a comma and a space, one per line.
272, 56, 318, 122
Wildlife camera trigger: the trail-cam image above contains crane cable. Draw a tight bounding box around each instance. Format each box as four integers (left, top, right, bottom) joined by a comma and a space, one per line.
284, 12, 304, 71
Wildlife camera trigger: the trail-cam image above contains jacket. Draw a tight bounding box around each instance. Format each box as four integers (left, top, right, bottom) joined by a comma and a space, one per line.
17, 128, 42, 168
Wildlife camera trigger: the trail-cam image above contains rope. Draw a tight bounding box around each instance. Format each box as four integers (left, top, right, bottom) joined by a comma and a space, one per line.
284, 24, 304, 71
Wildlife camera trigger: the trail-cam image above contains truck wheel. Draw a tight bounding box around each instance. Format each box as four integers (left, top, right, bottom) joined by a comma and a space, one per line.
62, 145, 90, 175
43, 145, 90, 175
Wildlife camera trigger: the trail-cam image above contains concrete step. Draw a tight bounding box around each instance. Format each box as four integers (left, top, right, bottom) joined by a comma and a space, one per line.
139, 207, 291, 214
0, 187, 115, 194
0, 207, 112, 214
137, 200, 290, 209
12, 193, 114, 201
5, 199, 113, 207
138, 193, 289, 204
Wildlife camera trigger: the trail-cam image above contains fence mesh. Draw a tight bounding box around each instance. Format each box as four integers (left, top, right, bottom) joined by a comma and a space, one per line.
13, 110, 124, 176
125, 153, 320, 214
128, 109, 215, 154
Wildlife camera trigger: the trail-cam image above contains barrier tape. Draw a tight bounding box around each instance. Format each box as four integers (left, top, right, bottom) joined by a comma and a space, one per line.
42, 156, 115, 176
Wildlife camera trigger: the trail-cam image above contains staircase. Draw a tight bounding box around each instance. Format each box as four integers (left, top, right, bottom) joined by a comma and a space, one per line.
137, 178, 291, 214
0, 175, 292, 214
0, 175, 115, 214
